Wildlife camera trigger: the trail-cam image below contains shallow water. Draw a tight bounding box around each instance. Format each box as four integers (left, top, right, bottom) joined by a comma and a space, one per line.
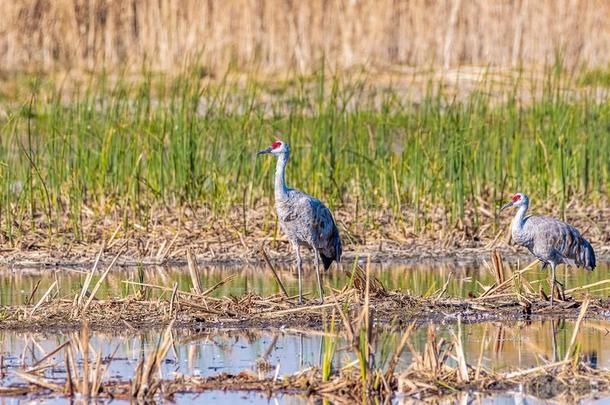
2, 391, 597, 405
1, 318, 609, 403
1, 319, 608, 383
0, 392, 303, 405
0, 260, 609, 305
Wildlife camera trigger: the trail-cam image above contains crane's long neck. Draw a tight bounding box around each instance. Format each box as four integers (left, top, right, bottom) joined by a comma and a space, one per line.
511, 202, 529, 235
274, 152, 289, 201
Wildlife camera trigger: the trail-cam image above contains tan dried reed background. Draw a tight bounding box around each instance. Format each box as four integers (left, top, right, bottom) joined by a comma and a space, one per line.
1, 0, 609, 72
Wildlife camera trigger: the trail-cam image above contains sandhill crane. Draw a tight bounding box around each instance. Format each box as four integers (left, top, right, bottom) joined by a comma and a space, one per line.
258, 140, 342, 304
501, 193, 596, 305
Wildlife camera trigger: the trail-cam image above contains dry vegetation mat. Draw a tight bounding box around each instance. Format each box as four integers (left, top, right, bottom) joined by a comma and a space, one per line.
1, 251, 609, 333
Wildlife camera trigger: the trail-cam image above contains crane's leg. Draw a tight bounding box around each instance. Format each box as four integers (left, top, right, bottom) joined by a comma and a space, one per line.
551, 320, 558, 362
550, 262, 556, 306
557, 279, 565, 301
556, 265, 566, 301
295, 244, 303, 305
315, 253, 324, 304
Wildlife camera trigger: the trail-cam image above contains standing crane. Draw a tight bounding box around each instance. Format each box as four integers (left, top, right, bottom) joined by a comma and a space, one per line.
500, 193, 596, 305
258, 140, 342, 304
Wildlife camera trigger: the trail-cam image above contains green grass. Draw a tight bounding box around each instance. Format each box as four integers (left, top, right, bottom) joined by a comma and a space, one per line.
577, 66, 610, 87
0, 66, 609, 241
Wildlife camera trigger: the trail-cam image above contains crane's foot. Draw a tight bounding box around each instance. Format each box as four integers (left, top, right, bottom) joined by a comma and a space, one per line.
548, 282, 567, 306
316, 284, 324, 305
549, 283, 566, 304
555, 279, 566, 301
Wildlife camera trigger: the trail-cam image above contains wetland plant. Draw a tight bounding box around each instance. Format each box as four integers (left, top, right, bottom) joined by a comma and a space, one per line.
0, 65, 609, 244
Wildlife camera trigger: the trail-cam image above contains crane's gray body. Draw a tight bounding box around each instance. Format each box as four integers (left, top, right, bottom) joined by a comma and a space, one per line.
259, 141, 341, 303
512, 214, 596, 270
509, 196, 595, 271
276, 189, 342, 269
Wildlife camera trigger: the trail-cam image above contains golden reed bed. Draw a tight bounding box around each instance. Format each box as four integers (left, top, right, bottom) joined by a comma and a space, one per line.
1, 0, 609, 73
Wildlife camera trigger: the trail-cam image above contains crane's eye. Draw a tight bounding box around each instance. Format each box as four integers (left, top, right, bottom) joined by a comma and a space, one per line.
271, 141, 282, 149
512, 194, 521, 202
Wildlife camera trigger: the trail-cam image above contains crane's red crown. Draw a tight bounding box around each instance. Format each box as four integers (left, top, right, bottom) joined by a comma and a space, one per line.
272, 141, 282, 149
512, 194, 521, 202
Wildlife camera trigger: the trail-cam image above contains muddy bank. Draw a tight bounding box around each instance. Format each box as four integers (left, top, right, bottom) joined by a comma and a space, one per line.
1, 252, 608, 332
0, 241, 544, 269
3, 243, 610, 271
1, 288, 608, 333
1, 202, 609, 269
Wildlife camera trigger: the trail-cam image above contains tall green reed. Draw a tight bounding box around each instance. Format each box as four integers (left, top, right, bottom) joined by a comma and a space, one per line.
0, 65, 609, 240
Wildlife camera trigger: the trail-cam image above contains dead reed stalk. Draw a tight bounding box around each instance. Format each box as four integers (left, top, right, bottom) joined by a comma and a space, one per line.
564, 298, 590, 362
132, 322, 174, 400
29, 280, 57, 317
14, 322, 118, 398
77, 242, 105, 307
1, 0, 609, 72
80, 247, 125, 314
186, 248, 203, 294
260, 246, 289, 298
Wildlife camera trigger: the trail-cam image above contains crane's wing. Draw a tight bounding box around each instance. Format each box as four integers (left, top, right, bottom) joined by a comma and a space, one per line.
524, 216, 595, 270
280, 190, 342, 268
310, 198, 342, 260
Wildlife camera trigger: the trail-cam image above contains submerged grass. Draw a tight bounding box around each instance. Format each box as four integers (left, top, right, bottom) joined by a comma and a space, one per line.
0, 65, 610, 244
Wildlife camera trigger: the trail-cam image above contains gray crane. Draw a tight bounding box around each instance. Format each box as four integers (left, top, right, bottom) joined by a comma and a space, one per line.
258, 140, 342, 304
501, 193, 596, 305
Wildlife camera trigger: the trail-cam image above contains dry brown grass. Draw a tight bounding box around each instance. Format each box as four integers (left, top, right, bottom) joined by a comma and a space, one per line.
1, 198, 609, 268
1, 0, 609, 73
397, 300, 609, 403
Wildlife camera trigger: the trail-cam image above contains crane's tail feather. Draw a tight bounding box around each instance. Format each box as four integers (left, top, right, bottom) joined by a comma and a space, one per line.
320, 253, 335, 271
320, 232, 342, 271
578, 238, 596, 271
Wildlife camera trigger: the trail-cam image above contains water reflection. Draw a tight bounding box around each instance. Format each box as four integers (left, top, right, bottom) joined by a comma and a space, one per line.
0, 261, 608, 305
0, 319, 608, 386
398, 391, 560, 405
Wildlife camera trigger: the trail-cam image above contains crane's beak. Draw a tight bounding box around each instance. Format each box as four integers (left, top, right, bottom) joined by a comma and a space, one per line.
500, 201, 514, 211
257, 147, 272, 155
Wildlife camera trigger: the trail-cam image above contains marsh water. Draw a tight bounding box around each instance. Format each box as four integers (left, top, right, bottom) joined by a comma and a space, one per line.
0, 392, 583, 404
0, 319, 609, 403
0, 260, 609, 403
1, 260, 610, 305
1, 319, 609, 378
